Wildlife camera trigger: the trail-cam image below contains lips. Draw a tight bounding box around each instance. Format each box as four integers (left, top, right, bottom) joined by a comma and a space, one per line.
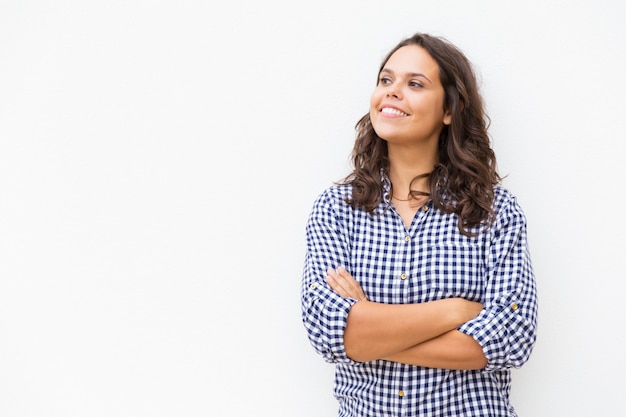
380, 106, 409, 117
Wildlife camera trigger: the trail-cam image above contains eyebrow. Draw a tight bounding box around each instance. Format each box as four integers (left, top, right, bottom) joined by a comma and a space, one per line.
380, 68, 432, 84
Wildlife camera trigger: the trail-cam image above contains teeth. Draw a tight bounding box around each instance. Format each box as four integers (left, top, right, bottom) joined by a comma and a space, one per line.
381, 107, 408, 116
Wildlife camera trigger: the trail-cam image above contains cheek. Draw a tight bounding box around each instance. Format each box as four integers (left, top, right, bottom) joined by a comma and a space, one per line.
369, 91, 380, 110
369, 109, 379, 135
369, 94, 380, 120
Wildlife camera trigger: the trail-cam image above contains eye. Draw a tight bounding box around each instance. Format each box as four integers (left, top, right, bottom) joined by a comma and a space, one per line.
379, 76, 392, 85
409, 80, 424, 88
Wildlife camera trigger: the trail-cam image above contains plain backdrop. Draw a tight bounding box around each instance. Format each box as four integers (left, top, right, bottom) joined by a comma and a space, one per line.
1, 1, 625, 416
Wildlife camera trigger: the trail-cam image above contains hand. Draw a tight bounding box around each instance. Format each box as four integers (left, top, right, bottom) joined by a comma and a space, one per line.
325, 266, 368, 302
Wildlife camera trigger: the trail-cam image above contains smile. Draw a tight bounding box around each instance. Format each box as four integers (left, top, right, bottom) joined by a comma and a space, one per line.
380, 107, 409, 117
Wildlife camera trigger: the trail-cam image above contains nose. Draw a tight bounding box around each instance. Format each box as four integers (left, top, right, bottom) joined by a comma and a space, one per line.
386, 84, 401, 99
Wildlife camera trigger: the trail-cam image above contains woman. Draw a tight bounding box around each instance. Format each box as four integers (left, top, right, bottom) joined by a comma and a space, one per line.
301, 32, 538, 416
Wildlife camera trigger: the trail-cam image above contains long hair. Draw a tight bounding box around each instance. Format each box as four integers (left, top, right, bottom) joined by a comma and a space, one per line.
344, 32, 501, 236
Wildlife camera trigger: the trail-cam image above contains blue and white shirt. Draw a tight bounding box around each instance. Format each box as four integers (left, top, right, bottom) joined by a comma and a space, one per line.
301, 177, 538, 417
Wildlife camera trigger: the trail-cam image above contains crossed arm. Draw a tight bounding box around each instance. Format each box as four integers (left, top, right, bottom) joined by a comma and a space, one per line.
326, 267, 488, 370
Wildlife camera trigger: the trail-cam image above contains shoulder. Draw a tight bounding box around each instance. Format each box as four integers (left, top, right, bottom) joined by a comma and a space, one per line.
306, 183, 356, 230
311, 183, 352, 210
493, 184, 522, 209
493, 184, 515, 206
491, 184, 527, 226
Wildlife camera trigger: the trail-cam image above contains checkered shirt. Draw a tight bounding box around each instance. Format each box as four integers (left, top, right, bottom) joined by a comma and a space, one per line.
301, 178, 538, 417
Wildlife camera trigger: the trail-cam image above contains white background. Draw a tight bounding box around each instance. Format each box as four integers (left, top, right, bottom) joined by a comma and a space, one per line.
1, 1, 625, 416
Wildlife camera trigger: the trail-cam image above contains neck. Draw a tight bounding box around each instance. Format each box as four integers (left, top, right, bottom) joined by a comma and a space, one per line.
387, 144, 437, 197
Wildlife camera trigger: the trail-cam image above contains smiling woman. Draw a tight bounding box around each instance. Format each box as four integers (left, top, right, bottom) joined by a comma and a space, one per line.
301, 32, 538, 417
370, 45, 451, 153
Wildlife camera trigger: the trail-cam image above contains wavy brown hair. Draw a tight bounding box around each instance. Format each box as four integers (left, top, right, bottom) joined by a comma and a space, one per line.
343, 32, 501, 236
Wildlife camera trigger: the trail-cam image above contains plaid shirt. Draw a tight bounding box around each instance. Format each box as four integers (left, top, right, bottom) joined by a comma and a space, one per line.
301, 177, 538, 417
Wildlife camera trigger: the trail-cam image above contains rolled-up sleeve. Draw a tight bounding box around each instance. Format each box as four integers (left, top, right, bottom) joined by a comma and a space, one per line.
301, 190, 358, 364
458, 194, 538, 371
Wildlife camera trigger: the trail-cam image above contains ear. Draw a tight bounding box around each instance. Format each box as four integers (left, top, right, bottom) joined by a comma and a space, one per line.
443, 109, 452, 126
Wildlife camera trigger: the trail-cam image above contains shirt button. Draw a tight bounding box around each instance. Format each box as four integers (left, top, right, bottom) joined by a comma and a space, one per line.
310, 284, 316, 290
398, 390, 405, 397
511, 303, 519, 310
400, 273, 407, 280
404, 236, 410, 242
422, 205, 428, 212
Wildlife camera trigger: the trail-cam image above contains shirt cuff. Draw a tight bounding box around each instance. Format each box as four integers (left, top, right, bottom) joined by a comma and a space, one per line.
457, 296, 521, 371
304, 280, 360, 364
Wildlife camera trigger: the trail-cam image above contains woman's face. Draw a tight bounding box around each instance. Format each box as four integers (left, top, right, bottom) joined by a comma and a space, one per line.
369, 45, 451, 148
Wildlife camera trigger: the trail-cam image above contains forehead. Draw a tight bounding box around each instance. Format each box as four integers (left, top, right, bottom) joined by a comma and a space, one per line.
382, 45, 440, 80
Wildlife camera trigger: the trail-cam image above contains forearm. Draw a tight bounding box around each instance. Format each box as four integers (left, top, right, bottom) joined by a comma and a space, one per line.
382, 330, 487, 370
344, 298, 473, 362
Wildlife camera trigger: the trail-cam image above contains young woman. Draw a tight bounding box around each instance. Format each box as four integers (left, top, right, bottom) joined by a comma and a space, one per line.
301, 32, 538, 416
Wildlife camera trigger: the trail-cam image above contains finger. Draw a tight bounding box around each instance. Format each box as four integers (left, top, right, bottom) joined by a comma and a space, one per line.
326, 275, 352, 298
336, 266, 358, 286
330, 267, 355, 291
335, 267, 367, 301
327, 267, 368, 301
325, 268, 352, 297
336, 267, 365, 296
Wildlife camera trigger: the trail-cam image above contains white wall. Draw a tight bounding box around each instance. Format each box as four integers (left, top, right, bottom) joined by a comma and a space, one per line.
1, 1, 624, 416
